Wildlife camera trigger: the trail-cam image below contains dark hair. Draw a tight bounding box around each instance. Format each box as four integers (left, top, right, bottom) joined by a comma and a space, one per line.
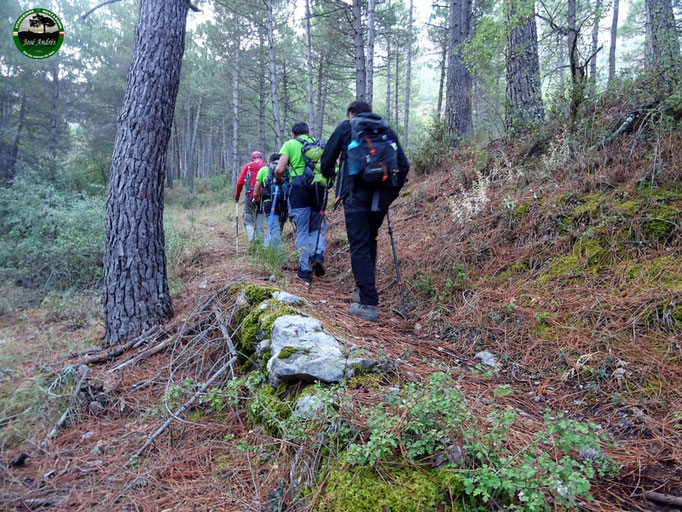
291, 122, 309, 136
268, 152, 280, 163
347, 100, 371, 116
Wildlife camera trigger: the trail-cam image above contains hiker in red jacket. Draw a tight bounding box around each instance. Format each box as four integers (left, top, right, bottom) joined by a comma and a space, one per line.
235, 151, 267, 242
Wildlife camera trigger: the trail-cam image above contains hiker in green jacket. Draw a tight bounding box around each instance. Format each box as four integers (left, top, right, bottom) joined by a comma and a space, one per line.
273, 122, 328, 284
253, 152, 287, 249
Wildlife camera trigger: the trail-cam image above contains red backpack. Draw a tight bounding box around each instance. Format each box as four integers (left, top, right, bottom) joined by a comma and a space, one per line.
244, 162, 263, 199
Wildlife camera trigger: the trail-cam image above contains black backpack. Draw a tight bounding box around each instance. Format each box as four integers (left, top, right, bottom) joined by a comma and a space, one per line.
346, 114, 400, 189
262, 162, 289, 215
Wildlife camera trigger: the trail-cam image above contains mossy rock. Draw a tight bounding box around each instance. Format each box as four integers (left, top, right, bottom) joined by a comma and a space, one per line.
319, 461, 466, 512
243, 284, 278, 304
277, 346, 311, 359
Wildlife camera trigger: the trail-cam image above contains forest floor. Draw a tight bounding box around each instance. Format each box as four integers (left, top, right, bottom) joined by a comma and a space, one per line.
1, 139, 681, 511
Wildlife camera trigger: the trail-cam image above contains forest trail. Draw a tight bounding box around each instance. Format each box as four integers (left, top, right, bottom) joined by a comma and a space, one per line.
2, 190, 680, 511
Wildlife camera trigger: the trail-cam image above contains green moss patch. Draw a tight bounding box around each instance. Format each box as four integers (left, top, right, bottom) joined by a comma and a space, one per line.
319, 461, 465, 512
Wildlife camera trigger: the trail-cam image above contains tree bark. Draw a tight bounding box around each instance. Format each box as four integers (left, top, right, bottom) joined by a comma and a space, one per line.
304, 0, 315, 128
6, 93, 27, 185
403, 0, 414, 147
395, 46, 400, 127
188, 96, 201, 192
49, 58, 60, 180
645, 0, 680, 72
608, 0, 619, 87
232, 27, 240, 185
437, 40, 447, 118
352, 0, 367, 101
445, 0, 473, 140
504, 0, 544, 133
315, 53, 329, 138
367, 0, 377, 107
567, 0, 579, 79
386, 37, 392, 124
590, 0, 603, 92
266, 0, 282, 147
104, 0, 191, 345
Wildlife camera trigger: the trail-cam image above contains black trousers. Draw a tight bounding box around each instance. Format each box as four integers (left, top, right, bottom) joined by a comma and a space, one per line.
343, 186, 398, 306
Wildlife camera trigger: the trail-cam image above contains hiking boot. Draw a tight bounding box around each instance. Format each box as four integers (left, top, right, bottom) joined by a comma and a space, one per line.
350, 303, 378, 322
351, 290, 361, 304
312, 261, 325, 277
297, 270, 312, 284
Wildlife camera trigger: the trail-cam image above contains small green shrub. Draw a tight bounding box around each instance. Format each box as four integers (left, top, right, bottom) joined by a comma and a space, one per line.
0, 182, 105, 292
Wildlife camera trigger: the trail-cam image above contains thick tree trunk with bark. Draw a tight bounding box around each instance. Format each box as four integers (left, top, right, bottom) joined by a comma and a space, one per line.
505, 0, 544, 132
305, 0, 315, 128
104, 0, 191, 345
646, 0, 680, 71
404, 0, 414, 147
352, 0, 366, 101
367, 0, 377, 107
445, 0, 473, 140
266, 0, 282, 147
608, 0, 619, 87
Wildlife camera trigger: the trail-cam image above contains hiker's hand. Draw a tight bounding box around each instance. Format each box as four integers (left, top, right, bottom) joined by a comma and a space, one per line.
234, 196, 239, 203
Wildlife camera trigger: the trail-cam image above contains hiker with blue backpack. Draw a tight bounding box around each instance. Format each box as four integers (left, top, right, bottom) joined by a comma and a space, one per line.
273, 122, 329, 284
320, 100, 409, 322
253, 152, 289, 250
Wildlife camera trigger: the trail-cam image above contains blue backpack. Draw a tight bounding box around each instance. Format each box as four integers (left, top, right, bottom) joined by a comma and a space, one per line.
347, 114, 400, 189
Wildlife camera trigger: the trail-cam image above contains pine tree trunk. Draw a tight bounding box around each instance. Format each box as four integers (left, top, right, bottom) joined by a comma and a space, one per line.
188, 96, 201, 192
352, 0, 367, 101
49, 58, 60, 180
646, 0, 680, 72
558, 32, 566, 91
567, 0, 579, 79
232, 30, 240, 185
608, 0, 619, 87
445, 0, 473, 140
403, 0, 414, 147
315, 53, 329, 138
7, 93, 27, 184
367, 0, 377, 107
394, 47, 400, 127
505, 0, 544, 133
386, 37, 392, 124
305, 0, 315, 128
104, 0, 190, 345
266, 0, 282, 147
437, 41, 447, 118
590, 0, 602, 92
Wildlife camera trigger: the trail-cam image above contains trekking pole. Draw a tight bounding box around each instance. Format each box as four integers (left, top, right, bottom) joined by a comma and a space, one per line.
235, 201, 239, 256
386, 211, 407, 318
309, 184, 330, 291
264, 185, 280, 246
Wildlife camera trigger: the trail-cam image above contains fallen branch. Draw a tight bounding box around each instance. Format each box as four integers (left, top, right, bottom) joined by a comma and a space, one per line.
76, 326, 161, 366
645, 491, 682, 507
128, 355, 237, 464
108, 318, 209, 373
